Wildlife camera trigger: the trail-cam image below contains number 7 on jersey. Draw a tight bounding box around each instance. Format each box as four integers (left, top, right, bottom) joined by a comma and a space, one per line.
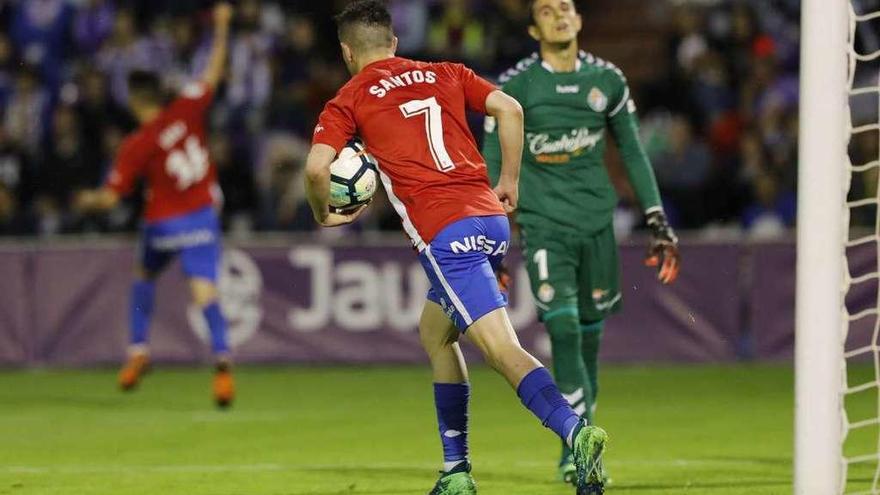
399, 97, 456, 172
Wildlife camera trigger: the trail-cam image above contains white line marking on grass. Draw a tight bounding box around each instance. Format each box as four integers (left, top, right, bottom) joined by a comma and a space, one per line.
0, 458, 785, 475
5, 467, 46, 474
502, 458, 787, 469
0, 412, 290, 425
1, 464, 286, 475
189, 412, 290, 423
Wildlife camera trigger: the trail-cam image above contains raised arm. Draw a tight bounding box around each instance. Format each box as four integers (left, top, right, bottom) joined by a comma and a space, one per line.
199, 3, 233, 89
484, 89, 523, 213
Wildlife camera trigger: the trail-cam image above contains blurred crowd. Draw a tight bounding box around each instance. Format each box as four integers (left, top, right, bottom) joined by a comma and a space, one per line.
0, 0, 848, 239
634, 0, 803, 239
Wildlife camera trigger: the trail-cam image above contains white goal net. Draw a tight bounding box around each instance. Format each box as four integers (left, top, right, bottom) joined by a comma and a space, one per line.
842, 2, 880, 494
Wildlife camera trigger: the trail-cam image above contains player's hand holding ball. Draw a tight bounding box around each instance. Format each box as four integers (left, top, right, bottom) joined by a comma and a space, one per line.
318, 203, 370, 227
319, 139, 378, 227
644, 210, 680, 284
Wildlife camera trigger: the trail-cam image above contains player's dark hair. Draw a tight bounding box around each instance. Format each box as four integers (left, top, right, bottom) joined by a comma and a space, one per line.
127, 70, 163, 105
334, 0, 394, 52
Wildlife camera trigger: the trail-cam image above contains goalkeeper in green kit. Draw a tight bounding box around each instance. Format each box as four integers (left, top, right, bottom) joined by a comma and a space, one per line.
483, 0, 681, 485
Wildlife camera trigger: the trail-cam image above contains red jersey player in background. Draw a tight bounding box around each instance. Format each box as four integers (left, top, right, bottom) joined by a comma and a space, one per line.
304, 2, 608, 493
76, 3, 234, 408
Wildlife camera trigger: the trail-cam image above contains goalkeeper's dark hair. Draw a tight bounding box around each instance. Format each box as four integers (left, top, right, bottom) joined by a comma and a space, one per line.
127, 70, 163, 105
334, 0, 394, 53
527, 0, 581, 26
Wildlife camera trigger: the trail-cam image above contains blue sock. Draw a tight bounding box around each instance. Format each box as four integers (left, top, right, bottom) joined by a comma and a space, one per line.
517, 367, 582, 445
130, 281, 155, 346
202, 301, 229, 355
434, 383, 470, 470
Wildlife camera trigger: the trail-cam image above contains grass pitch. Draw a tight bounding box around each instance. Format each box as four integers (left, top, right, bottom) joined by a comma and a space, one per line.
0, 364, 798, 494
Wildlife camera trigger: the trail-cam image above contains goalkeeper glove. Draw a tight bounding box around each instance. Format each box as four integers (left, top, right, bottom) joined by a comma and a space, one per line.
644, 210, 680, 284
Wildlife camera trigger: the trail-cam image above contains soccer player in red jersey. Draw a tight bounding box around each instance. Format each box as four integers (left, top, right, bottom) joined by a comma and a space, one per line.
76, 3, 235, 408
304, 2, 608, 493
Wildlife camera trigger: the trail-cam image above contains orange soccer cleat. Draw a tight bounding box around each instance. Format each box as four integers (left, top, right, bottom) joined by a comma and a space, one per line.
118, 352, 150, 391
213, 362, 235, 409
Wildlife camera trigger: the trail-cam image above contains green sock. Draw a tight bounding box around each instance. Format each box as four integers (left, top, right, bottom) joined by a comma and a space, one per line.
544, 308, 592, 465
580, 320, 605, 420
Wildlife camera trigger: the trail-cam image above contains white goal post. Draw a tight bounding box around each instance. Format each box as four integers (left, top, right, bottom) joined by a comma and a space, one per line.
795, 0, 849, 493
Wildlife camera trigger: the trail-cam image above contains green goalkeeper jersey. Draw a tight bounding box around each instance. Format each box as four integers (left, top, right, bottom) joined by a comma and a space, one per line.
483, 51, 661, 235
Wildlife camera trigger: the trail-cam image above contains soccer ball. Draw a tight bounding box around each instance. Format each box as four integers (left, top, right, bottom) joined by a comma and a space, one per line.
329, 139, 378, 212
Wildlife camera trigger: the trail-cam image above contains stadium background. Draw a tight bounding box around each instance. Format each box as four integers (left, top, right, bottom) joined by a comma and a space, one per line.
0, 1, 870, 494
0, 0, 812, 361
0, 0, 806, 237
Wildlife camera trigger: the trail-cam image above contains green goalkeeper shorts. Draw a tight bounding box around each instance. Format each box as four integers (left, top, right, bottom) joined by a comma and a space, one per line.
520, 221, 622, 322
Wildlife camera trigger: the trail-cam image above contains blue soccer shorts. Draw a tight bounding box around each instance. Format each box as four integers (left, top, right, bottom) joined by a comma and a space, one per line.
418, 215, 510, 331
137, 206, 222, 282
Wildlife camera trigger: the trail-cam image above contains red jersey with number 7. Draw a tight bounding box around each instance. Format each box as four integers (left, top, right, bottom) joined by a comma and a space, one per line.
106, 82, 220, 223
313, 57, 505, 250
